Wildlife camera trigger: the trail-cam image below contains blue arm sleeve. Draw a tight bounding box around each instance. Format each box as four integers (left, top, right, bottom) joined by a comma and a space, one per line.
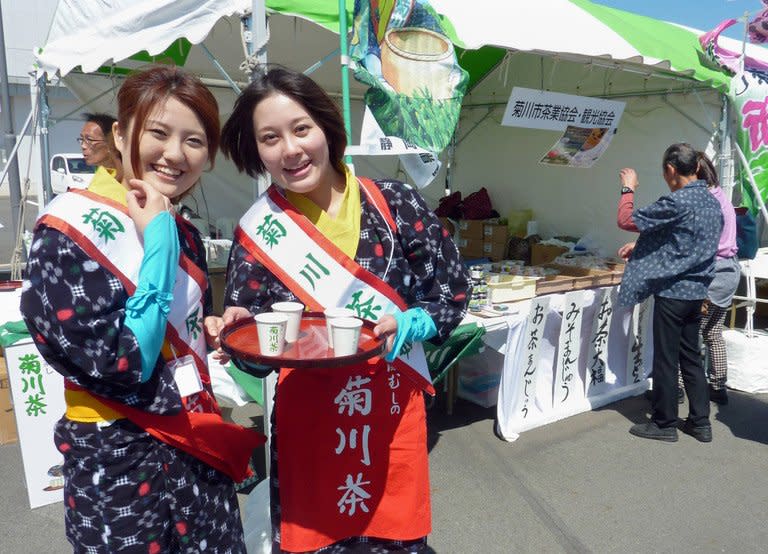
385, 307, 438, 362
124, 212, 179, 382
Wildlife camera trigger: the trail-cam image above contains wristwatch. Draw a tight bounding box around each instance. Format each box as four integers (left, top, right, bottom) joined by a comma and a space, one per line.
620, 186, 634, 195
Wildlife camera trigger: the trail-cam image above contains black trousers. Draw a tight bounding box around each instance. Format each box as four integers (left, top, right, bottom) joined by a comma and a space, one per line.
651, 296, 710, 428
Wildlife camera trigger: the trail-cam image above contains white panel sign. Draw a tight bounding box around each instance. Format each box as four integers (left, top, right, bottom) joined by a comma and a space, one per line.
5, 340, 65, 508
626, 297, 652, 385
502, 87, 625, 132
554, 290, 585, 407
517, 296, 551, 420
585, 288, 614, 397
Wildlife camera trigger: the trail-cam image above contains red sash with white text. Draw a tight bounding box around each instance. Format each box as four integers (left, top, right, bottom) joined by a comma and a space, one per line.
235, 179, 431, 551
39, 190, 264, 482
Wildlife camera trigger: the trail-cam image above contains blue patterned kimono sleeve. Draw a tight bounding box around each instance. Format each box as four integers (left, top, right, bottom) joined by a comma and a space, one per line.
632, 195, 681, 233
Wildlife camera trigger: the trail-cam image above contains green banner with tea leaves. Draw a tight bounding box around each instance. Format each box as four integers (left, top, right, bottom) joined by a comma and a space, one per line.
349, 0, 468, 153
730, 69, 768, 215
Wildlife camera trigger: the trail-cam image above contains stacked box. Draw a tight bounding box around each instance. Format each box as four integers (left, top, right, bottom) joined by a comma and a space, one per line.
482, 222, 509, 261
530, 244, 569, 266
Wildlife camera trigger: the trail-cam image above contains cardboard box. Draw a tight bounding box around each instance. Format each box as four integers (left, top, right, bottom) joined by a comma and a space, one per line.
457, 237, 485, 259
546, 263, 615, 289
0, 354, 18, 445
535, 275, 577, 296
482, 240, 506, 261
530, 244, 569, 266
438, 217, 456, 237
483, 223, 509, 244
457, 219, 485, 240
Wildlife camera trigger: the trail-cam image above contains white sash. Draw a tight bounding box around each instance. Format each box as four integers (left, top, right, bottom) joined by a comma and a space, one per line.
39, 192, 208, 369
237, 186, 433, 391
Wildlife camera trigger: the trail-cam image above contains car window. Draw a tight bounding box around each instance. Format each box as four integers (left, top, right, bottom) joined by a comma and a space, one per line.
52, 157, 65, 171
67, 158, 97, 174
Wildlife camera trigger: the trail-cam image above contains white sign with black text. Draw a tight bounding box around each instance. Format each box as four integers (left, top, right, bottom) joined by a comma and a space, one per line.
502, 87, 625, 132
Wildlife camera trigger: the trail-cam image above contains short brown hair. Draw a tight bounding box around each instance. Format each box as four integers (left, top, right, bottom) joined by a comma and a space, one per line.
116, 65, 220, 180
221, 65, 347, 177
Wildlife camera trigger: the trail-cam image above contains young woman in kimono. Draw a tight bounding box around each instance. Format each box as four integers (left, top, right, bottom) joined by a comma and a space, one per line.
215, 66, 470, 553
20, 66, 264, 553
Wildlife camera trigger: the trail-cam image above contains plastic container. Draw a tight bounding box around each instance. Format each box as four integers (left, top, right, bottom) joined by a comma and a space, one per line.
487, 276, 537, 303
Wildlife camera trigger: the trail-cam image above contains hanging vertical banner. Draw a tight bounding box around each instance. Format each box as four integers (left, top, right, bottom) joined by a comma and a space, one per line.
517, 297, 551, 420
585, 288, 614, 397
700, 19, 768, 214
349, 0, 468, 153
626, 297, 652, 386
554, 290, 585, 407
496, 295, 551, 440
728, 69, 768, 215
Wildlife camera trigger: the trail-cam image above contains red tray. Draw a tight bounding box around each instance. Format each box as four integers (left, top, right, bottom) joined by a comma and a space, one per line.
0, 281, 22, 292
220, 311, 386, 369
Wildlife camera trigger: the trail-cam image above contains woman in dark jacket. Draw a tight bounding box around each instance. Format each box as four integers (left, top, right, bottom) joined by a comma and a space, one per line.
616, 143, 723, 443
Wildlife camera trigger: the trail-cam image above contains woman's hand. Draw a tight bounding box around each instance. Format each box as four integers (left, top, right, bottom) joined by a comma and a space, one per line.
618, 241, 636, 260
222, 306, 253, 326
126, 179, 172, 235
206, 307, 252, 364
373, 314, 398, 356
619, 168, 638, 191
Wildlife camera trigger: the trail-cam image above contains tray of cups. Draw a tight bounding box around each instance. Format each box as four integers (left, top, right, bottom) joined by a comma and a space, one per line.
219, 304, 386, 370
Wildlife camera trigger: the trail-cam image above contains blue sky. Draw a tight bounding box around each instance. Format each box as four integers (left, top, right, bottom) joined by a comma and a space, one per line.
592, 0, 764, 39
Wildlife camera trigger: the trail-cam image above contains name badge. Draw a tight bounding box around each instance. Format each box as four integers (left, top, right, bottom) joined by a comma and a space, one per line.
168, 354, 204, 397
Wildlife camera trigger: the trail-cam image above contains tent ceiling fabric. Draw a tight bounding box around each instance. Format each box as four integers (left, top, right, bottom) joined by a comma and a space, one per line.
35, 0, 251, 76
36, 0, 768, 92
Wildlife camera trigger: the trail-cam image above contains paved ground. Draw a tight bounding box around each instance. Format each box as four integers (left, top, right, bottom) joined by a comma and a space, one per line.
2, 386, 767, 553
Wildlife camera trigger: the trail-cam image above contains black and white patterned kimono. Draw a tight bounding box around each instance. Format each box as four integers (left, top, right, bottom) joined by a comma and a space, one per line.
21, 207, 247, 553
225, 178, 471, 553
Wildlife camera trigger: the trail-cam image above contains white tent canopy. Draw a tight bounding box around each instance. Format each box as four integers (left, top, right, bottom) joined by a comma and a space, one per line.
29, 0, 768, 254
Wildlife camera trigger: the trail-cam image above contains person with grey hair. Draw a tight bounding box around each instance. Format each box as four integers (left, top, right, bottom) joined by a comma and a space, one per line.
616, 143, 723, 443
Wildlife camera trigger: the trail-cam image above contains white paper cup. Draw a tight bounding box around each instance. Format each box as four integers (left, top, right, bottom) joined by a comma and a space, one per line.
271, 301, 304, 343
254, 312, 289, 356
324, 307, 355, 348
330, 316, 363, 357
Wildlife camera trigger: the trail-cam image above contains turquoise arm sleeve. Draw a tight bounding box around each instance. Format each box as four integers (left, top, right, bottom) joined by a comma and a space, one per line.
385, 307, 437, 362
124, 212, 179, 382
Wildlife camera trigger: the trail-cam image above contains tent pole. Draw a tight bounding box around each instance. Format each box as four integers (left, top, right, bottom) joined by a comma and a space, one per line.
338, 0, 353, 163
37, 73, 53, 206
248, 0, 277, 479
718, 95, 734, 200
0, 110, 33, 192
0, 3, 24, 256
198, 44, 241, 95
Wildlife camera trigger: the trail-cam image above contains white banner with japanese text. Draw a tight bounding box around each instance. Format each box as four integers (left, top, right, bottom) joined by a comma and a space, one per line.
4, 339, 65, 508
585, 288, 615, 397
554, 290, 586, 408
502, 87, 625, 131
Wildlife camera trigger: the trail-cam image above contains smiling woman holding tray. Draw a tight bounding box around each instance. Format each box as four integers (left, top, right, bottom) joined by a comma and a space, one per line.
210, 66, 470, 553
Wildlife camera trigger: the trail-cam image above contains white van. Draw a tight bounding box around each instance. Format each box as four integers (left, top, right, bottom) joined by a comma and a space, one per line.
50, 153, 96, 194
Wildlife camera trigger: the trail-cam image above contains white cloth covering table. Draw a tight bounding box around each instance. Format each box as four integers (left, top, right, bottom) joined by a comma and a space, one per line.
462, 286, 654, 441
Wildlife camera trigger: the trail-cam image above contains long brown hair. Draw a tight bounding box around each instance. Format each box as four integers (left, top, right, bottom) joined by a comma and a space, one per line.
116, 66, 220, 180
